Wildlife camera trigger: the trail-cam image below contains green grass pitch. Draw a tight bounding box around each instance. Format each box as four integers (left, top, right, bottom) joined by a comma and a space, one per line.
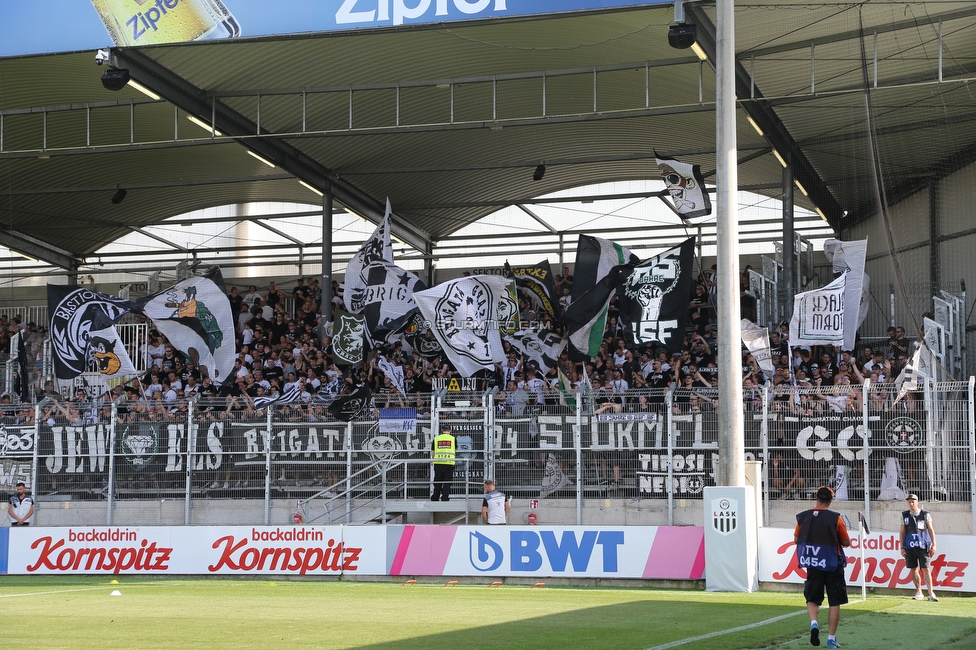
2, 577, 974, 649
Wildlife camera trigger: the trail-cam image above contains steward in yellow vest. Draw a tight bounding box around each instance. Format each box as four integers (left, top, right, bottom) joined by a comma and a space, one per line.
431, 426, 456, 501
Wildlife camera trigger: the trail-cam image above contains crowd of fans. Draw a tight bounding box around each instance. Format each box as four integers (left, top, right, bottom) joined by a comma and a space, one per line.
1, 268, 918, 427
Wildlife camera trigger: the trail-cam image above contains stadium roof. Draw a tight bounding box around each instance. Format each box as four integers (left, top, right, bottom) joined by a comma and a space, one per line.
1, 2, 975, 270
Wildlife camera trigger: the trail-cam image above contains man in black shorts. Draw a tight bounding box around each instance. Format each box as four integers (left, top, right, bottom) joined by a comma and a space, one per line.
900, 493, 938, 601
795, 486, 851, 648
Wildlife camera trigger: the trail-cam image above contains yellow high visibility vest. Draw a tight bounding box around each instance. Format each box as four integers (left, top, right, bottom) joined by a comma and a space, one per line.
432, 433, 456, 465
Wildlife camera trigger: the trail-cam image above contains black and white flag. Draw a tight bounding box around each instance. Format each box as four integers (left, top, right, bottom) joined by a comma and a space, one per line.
88, 310, 138, 380
540, 453, 569, 498
740, 319, 775, 380
327, 384, 372, 422
789, 273, 846, 347
504, 330, 567, 373
47, 284, 137, 380
656, 154, 711, 218
331, 310, 367, 366
404, 311, 443, 358
253, 385, 308, 410
823, 238, 870, 351
377, 357, 406, 395
505, 259, 560, 319
413, 275, 510, 377
562, 234, 639, 358
136, 268, 236, 385
344, 199, 426, 342
618, 237, 696, 352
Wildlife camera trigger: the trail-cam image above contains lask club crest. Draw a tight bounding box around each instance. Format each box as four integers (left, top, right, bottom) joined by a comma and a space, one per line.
711, 497, 738, 536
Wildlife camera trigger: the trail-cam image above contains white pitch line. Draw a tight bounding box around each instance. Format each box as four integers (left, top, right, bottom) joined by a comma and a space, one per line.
646, 609, 808, 650
0, 586, 112, 599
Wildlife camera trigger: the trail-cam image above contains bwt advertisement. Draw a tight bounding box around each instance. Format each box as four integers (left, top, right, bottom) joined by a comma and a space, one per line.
1, 1, 671, 58
0, 525, 704, 580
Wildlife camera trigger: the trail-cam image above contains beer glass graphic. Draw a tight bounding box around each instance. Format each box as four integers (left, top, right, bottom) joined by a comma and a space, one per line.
91, 0, 241, 47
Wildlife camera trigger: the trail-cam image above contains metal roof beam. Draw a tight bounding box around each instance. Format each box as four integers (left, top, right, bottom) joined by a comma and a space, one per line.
687, 4, 845, 226
742, 5, 976, 59
516, 205, 558, 235
126, 225, 189, 253
0, 230, 79, 271
253, 220, 305, 247
107, 48, 432, 255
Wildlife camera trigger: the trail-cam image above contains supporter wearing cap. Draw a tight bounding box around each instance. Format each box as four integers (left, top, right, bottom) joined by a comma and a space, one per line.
900, 494, 939, 602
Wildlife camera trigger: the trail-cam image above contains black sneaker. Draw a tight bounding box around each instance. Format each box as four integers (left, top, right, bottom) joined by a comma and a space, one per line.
810, 625, 820, 646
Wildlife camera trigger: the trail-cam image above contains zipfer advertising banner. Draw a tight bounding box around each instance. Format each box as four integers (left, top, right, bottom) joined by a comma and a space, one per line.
759, 528, 976, 593
1, 1, 671, 58
0, 525, 704, 579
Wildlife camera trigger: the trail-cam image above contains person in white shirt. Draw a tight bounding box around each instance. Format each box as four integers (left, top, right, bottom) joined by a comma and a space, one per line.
481, 479, 510, 525
524, 367, 546, 403
242, 285, 260, 308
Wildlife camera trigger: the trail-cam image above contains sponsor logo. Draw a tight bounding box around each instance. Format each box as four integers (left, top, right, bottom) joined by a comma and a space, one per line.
26, 534, 172, 574
463, 530, 626, 573
208, 534, 361, 574
771, 539, 968, 589
337, 0, 511, 28
469, 531, 503, 572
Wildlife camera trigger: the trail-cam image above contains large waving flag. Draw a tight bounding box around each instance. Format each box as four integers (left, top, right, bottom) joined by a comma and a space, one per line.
823, 238, 870, 351
88, 310, 138, 380
331, 310, 367, 366
136, 268, 236, 384
47, 284, 137, 379
413, 275, 510, 377
505, 259, 560, 319
618, 237, 695, 352
344, 199, 425, 342
740, 319, 775, 380
327, 384, 373, 422
656, 153, 711, 218
789, 273, 847, 348
561, 235, 639, 358
504, 329, 567, 373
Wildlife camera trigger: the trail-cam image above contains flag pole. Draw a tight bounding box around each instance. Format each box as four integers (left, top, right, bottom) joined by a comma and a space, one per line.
715, 0, 744, 487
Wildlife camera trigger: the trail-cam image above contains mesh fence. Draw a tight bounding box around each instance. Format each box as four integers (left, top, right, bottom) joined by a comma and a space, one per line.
1, 383, 972, 528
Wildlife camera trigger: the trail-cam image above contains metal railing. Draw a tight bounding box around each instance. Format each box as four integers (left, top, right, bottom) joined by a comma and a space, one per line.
1, 380, 972, 530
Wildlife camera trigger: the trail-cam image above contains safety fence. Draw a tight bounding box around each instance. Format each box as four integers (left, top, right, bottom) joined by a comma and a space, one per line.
1, 381, 973, 529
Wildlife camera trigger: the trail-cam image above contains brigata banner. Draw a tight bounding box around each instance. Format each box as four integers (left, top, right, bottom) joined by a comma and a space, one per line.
759, 527, 975, 593
2, 1, 672, 58
1, 525, 703, 579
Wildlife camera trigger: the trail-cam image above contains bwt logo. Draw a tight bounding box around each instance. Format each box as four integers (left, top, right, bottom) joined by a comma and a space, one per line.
469, 530, 625, 573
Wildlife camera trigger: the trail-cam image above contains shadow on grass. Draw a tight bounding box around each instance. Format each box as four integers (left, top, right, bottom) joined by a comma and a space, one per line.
348, 599, 806, 650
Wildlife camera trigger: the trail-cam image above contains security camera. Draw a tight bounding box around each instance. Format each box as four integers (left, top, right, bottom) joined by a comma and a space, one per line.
95, 49, 110, 66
